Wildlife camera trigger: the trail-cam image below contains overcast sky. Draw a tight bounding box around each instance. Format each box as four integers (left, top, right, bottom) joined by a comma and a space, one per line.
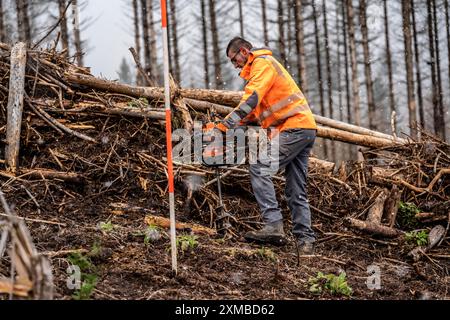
83, 0, 134, 80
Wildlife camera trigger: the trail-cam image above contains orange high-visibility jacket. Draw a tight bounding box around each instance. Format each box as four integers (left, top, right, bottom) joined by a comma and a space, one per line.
217, 48, 317, 133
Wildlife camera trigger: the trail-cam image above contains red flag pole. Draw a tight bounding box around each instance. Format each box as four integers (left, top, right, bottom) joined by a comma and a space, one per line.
161, 0, 177, 274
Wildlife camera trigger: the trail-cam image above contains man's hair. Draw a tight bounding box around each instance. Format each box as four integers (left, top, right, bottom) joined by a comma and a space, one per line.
226, 37, 253, 56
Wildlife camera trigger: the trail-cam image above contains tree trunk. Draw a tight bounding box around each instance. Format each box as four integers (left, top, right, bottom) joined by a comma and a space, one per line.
432, 0, 446, 140
312, 0, 328, 159
446, 0, 450, 99
0, 0, 5, 43
140, 0, 151, 80
132, 0, 142, 85
342, 4, 355, 159
261, 0, 269, 46
72, 0, 83, 66
336, 3, 343, 123
147, 0, 158, 84
294, 0, 308, 95
359, 0, 376, 131
277, 0, 287, 66
317, 126, 399, 149
345, 0, 361, 126
208, 0, 222, 89
402, 0, 417, 138
427, 0, 439, 138
384, 0, 396, 133
169, 0, 181, 83
16, 0, 31, 43
58, 0, 70, 57
238, 0, 244, 37
6, 43, 27, 174
322, 0, 335, 162
200, 0, 210, 89
410, 0, 424, 130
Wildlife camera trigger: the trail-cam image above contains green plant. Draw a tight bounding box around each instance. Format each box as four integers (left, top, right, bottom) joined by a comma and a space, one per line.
72, 274, 98, 300
99, 220, 115, 233
405, 230, 428, 246
144, 225, 161, 245
256, 246, 277, 262
176, 234, 198, 253
309, 272, 353, 297
68, 252, 94, 271
68, 249, 98, 300
398, 202, 420, 229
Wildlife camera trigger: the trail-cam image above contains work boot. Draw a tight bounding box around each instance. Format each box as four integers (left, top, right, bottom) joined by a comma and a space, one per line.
244, 220, 287, 246
297, 240, 315, 255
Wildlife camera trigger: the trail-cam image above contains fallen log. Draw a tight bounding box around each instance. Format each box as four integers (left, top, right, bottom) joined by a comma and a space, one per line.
18, 169, 83, 183
65, 72, 165, 101
64, 74, 404, 147
144, 215, 216, 236
317, 126, 399, 148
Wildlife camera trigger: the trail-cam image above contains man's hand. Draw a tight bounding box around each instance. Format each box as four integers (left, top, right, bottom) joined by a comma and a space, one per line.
202, 126, 225, 166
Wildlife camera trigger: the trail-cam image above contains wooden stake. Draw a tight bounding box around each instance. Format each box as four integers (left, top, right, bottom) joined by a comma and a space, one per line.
5, 42, 27, 174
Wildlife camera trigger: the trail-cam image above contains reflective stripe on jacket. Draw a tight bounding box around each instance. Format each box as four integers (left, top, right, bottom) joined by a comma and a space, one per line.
216, 48, 317, 133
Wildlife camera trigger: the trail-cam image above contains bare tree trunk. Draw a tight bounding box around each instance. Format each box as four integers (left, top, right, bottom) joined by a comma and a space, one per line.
277, 0, 287, 66
288, 1, 294, 68
410, 0, 424, 129
0, 0, 6, 43
58, 0, 70, 57
132, 0, 142, 85
322, 0, 335, 161
401, 0, 417, 138
261, 0, 269, 46
140, 0, 151, 79
169, 0, 181, 83
336, 3, 343, 123
427, 0, 439, 137
147, 0, 158, 84
208, 0, 222, 89
16, 0, 32, 43
432, 0, 446, 140
238, 0, 244, 37
384, 0, 396, 131
342, 3, 355, 159
200, 0, 210, 89
346, 0, 361, 126
446, 0, 450, 97
312, 0, 328, 159
294, 0, 308, 95
359, 0, 376, 131
342, 4, 351, 125
72, 0, 83, 66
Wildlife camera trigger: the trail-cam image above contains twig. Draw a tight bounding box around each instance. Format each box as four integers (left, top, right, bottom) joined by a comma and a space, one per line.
129, 47, 154, 86
26, 94, 96, 142
20, 185, 41, 214
32, 0, 74, 49
0, 213, 66, 227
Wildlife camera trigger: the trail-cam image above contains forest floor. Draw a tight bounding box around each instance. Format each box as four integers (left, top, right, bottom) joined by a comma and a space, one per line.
15, 181, 450, 300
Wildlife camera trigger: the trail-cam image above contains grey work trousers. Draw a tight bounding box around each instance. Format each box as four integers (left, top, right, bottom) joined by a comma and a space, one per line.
249, 129, 316, 243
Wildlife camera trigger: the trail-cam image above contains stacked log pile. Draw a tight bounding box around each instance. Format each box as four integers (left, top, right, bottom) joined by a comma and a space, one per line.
0, 43, 448, 297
